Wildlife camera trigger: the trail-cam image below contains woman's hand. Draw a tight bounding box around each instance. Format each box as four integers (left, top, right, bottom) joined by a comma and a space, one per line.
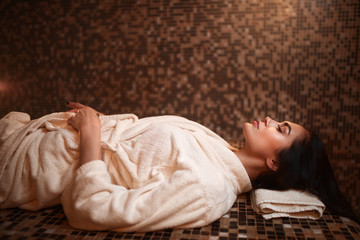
66, 102, 102, 166
66, 102, 101, 133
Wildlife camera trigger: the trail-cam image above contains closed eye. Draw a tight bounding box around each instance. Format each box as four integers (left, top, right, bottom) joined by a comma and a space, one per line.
278, 122, 292, 135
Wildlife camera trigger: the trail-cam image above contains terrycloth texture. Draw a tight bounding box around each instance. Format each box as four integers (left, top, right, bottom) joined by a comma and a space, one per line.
0, 112, 252, 232
251, 189, 325, 220
0, 112, 80, 210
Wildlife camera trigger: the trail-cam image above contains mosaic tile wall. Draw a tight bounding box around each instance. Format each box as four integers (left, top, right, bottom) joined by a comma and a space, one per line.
0, 0, 359, 217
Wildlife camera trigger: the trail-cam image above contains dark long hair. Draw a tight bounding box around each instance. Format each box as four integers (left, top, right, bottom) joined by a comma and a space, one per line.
253, 131, 359, 224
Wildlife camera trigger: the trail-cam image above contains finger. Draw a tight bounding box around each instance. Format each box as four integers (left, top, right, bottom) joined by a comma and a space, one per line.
66, 102, 87, 109
67, 115, 80, 131
67, 115, 74, 126
67, 109, 79, 113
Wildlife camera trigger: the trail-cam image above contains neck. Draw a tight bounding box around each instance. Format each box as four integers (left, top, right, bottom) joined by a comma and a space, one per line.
234, 146, 268, 182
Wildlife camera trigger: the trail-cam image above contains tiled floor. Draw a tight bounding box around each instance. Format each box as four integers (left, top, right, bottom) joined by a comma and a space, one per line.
1, 193, 359, 240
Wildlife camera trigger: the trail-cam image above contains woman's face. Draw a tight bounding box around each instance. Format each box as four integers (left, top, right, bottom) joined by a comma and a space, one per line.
243, 117, 308, 159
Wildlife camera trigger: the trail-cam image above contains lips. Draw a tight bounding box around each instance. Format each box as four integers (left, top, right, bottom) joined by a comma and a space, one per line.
253, 120, 260, 129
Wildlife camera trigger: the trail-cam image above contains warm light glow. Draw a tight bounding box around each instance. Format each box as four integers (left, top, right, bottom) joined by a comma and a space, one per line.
0, 81, 10, 91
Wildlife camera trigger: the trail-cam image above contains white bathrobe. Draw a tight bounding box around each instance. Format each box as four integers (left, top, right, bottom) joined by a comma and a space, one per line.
0, 112, 251, 232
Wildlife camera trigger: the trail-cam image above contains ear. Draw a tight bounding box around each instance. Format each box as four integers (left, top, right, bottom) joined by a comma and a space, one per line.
266, 157, 279, 171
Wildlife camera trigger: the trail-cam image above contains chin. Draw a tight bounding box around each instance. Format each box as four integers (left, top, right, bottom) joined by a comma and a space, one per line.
243, 122, 251, 129
243, 122, 253, 132
242, 122, 252, 139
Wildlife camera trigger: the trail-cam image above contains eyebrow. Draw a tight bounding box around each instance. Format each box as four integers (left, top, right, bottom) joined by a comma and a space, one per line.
284, 122, 292, 135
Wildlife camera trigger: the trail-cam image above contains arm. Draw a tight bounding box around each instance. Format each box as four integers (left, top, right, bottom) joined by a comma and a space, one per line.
63, 104, 210, 231
61, 160, 208, 232
66, 102, 102, 165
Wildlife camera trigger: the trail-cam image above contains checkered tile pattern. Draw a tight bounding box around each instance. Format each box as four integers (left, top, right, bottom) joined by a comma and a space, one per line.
0, 0, 359, 220
1, 193, 359, 239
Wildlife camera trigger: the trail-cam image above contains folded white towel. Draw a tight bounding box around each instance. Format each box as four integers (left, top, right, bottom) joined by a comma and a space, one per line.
251, 189, 325, 220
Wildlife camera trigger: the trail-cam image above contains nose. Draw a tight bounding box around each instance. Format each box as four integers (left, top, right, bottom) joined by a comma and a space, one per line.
265, 116, 278, 127
265, 116, 271, 126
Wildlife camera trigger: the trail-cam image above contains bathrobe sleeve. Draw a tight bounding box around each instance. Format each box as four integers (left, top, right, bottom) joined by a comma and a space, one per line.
61, 117, 251, 232
61, 160, 209, 232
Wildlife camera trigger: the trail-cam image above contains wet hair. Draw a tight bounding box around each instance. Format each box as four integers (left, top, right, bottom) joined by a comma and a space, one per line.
253, 131, 359, 224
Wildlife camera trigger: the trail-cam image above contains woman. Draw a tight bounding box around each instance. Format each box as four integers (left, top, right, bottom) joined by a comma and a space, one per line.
0, 102, 357, 231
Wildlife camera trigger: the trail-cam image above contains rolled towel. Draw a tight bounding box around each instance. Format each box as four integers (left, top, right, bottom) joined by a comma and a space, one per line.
250, 189, 325, 220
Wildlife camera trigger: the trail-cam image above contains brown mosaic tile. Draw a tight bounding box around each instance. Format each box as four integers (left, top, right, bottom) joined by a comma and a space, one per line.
1, 193, 359, 240
0, 0, 359, 221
